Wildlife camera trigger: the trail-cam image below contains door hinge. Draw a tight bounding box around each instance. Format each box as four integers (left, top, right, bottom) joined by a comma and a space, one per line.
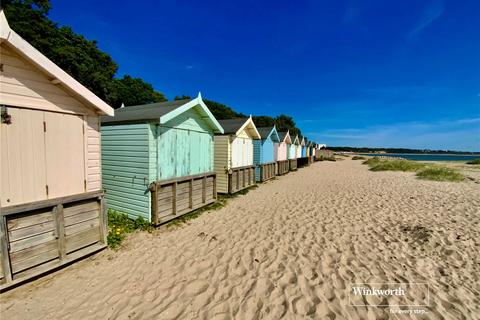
82, 124, 85, 134
43, 121, 47, 132
45, 185, 49, 196
84, 179, 87, 190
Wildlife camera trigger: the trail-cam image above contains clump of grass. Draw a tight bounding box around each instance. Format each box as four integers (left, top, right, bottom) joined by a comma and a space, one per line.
317, 156, 336, 162
107, 209, 154, 249
369, 159, 426, 172
466, 158, 480, 165
416, 167, 464, 182
352, 156, 366, 160
362, 158, 465, 182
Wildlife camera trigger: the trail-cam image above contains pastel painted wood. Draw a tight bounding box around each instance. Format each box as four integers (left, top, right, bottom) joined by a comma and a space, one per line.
101, 95, 223, 223
214, 117, 261, 193
253, 126, 280, 181
0, 11, 113, 290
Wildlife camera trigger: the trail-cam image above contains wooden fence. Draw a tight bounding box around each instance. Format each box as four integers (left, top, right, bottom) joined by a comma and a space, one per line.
297, 157, 310, 168
289, 159, 297, 171
277, 160, 289, 175
258, 162, 276, 182
0, 191, 107, 291
150, 172, 217, 225
228, 165, 256, 194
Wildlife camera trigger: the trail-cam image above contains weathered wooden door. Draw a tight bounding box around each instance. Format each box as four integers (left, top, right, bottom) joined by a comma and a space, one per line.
1, 107, 47, 206
1, 107, 86, 207
44, 112, 86, 199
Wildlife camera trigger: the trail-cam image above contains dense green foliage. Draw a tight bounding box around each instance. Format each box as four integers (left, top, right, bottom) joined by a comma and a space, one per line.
2, 0, 166, 108
3, 1, 303, 134
362, 158, 465, 182
351, 156, 366, 160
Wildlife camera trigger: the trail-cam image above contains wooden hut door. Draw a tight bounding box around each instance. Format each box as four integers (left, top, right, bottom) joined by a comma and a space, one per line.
1, 107, 47, 206
44, 112, 86, 199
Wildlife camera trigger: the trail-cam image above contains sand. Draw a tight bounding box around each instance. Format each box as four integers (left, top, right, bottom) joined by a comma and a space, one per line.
1, 158, 479, 319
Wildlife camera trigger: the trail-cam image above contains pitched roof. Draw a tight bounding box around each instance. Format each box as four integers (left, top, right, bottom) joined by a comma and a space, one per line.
101, 94, 224, 133
278, 131, 292, 144
0, 10, 114, 116
217, 117, 261, 139
256, 126, 280, 142
218, 118, 250, 134
101, 99, 191, 123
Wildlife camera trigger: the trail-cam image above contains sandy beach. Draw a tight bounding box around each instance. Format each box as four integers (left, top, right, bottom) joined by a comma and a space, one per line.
1, 158, 479, 319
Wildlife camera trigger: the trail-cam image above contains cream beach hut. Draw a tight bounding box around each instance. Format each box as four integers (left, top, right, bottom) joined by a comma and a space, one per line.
0, 11, 114, 289
275, 131, 291, 175
214, 117, 260, 194
288, 134, 299, 171
101, 95, 224, 225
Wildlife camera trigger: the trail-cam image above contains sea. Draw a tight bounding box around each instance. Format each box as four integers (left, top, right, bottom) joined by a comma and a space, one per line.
358, 153, 479, 162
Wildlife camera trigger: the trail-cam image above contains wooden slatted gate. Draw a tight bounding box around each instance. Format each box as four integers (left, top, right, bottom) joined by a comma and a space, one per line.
228, 165, 256, 194
276, 160, 289, 175
150, 172, 217, 225
0, 191, 107, 291
289, 159, 298, 171
259, 162, 276, 182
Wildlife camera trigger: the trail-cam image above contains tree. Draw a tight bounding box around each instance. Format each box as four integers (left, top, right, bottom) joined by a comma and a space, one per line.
274, 114, 301, 137
203, 99, 246, 120
2, 0, 166, 107
252, 116, 275, 128
108, 76, 167, 108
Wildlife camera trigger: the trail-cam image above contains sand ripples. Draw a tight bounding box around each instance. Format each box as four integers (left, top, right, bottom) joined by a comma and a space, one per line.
2, 159, 479, 319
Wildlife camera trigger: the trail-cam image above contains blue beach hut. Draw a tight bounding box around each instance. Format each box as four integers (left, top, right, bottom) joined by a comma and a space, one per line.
253, 126, 280, 181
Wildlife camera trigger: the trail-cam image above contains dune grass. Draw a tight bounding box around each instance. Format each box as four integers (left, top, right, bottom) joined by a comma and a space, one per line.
466, 158, 480, 165
352, 156, 366, 160
363, 157, 464, 182
416, 167, 465, 182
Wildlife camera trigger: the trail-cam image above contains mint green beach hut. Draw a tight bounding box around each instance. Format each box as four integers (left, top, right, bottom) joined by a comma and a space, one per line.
101, 94, 224, 225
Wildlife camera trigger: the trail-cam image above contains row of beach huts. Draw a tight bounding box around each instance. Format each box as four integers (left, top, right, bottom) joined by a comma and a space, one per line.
0, 12, 326, 290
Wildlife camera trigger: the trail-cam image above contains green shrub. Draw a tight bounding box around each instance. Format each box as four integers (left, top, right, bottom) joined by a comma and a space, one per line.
107, 210, 154, 249
352, 156, 366, 160
416, 167, 464, 182
466, 158, 480, 165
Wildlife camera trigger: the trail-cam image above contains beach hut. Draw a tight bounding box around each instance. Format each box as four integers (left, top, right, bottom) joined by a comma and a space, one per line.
297, 136, 310, 168
275, 131, 291, 175
214, 117, 261, 193
295, 136, 303, 158
101, 94, 223, 225
0, 11, 114, 290
288, 134, 299, 171
253, 126, 280, 182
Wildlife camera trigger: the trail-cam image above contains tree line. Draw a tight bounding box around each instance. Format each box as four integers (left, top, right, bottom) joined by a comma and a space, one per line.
2, 0, 302, 137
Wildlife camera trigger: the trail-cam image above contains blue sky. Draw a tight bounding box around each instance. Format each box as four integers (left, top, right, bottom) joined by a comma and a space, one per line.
49, 0, 479, 151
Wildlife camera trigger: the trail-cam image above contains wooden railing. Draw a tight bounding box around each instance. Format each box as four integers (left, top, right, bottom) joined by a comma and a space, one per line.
228, 165, 256, 194
1, 191, 106, 291
150, 172, 217, 225
289, 159, 298, 171
277, 160, 289, 175
258, 162, 276, 182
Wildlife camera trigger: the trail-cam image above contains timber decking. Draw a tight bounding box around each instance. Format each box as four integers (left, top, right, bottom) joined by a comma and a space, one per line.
258, 162, 276, 182
289, 159, 298, 171
0, 191, 106, 291
277, 160, 290, 175
150, 172, 217, 225
228, 165, 256, 194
